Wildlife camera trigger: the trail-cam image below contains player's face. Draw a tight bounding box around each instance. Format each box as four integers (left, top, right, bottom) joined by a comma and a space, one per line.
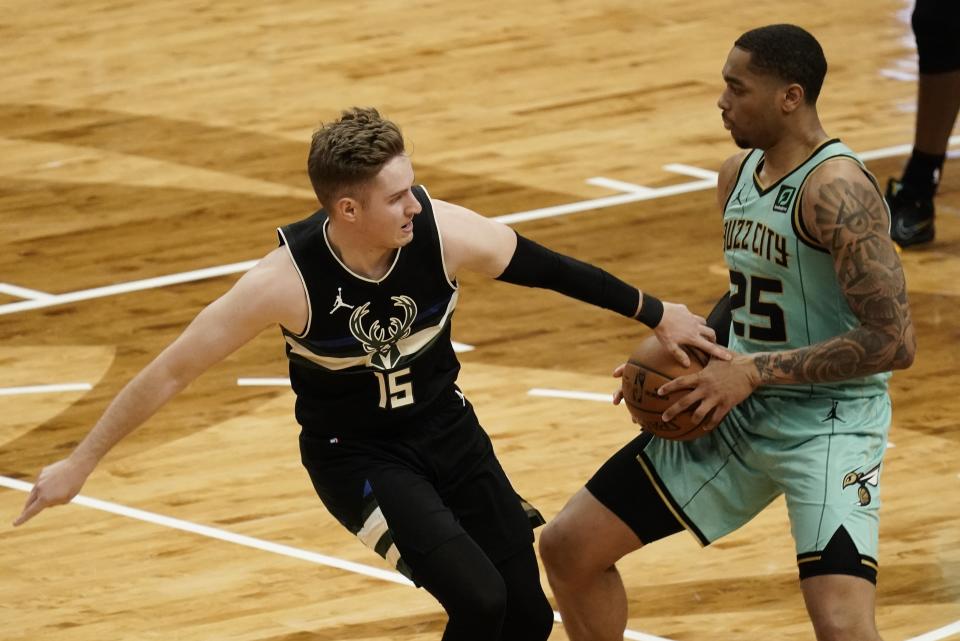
717, 47, 782, 150
357, 154, 422, 248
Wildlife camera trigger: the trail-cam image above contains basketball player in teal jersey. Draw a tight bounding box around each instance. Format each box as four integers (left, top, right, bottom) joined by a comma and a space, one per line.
12, 108, 726, 640
541, 25, 916, 641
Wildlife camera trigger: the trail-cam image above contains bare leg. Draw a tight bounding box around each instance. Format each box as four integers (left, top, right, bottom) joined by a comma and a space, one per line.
801, 574, 882, 641
539, 488, 644, 641
914, 70, 960, 155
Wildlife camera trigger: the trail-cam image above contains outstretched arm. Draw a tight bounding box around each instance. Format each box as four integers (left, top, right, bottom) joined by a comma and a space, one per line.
14, 248, 307, 526
660, 159, 916, 428
432, 198, 727, 364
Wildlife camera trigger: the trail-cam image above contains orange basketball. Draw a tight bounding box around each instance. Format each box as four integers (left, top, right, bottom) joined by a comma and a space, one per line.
620, 336, 710, 441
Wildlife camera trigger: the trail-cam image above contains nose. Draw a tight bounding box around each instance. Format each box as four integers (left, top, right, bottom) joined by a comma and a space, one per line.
406, 190, 422, 217
717, 90, 729, 111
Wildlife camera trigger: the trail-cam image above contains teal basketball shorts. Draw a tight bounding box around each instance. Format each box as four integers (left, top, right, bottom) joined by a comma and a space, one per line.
590, 393, 891, 582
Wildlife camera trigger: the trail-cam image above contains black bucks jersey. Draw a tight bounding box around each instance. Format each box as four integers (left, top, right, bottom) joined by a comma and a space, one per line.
277, 186, 461, 435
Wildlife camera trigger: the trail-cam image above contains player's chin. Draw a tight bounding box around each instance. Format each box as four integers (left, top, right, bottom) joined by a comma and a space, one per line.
731, 133, 752, 149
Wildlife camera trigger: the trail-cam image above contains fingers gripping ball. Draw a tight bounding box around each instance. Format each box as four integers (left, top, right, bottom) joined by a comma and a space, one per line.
621, 336, 710, 440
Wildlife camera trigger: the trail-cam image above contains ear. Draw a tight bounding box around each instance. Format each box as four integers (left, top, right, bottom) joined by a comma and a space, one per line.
781, 83, 805, 114
332, 196, 361, 222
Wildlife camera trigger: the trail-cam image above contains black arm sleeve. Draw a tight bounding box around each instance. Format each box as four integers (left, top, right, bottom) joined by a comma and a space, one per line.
706, 291, 731, 348
495, 233, 660, 325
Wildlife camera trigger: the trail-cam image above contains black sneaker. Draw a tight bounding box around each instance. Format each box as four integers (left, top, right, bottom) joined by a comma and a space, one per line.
885, 178, 935, 247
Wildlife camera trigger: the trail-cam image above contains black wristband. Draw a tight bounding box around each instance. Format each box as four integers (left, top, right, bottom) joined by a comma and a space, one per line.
496, 233, 641, 318
635, 294, 664, 328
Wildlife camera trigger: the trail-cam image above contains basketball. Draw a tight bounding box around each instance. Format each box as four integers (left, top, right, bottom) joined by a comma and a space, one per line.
620, 336, 711, 440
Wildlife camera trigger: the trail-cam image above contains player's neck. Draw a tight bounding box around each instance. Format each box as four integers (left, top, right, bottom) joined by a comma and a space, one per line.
326, 223, 396, 280
760, 123, 830, 185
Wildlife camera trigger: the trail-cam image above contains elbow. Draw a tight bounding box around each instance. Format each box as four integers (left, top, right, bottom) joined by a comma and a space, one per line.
891, 331, 917, 371
892, 346, 915, 370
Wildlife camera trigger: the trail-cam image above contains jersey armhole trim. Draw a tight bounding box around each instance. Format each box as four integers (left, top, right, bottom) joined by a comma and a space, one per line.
416, 184, 458, 291
722, 150, 755, 213
790, 154, 863, 255
277, 227, 313, 338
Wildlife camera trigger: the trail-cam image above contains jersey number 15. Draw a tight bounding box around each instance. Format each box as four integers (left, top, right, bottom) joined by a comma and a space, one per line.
374, 368, 415, 409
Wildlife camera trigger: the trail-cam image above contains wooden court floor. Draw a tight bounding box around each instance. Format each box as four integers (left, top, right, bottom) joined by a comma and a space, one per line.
1, 1, 958, 639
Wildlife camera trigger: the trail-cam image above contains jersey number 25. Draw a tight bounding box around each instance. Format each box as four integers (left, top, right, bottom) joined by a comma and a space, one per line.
729, 270, 787, 342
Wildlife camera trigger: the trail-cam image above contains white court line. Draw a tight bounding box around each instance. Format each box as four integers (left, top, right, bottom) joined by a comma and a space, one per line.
586, 177, 655, 195
237, 377, 290, 386
663, 163, 720, 181
859, 135, 960, 162
622, 630, 675, 641
528, 388, 613, 403
905, 620, 960, 641
0, 259, 258, 317
3, 135, 959, 320
0, 383, 92, 396
0, 475, 669, 641
0, 282, 55, 301
493, 177, 717, 225
0, 475, 412, 585
880, 69, 918, 82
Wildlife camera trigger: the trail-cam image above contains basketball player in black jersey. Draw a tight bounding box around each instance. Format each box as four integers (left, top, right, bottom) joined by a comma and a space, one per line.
14, 107, 726, 641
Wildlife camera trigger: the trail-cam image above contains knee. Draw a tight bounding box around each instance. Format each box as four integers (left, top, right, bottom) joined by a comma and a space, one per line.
539, 517, 587, 582
440, 578, 508, 639
499, 594, 554, 641
530, 599, 556, 641
811, 612, 881, 641
537, 519, 566, 572
463, 576, 508, 622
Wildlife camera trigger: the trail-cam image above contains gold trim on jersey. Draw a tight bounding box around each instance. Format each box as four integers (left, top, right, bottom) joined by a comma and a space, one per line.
285, 288, 459, 371
277, 227, 314, 338
751, 138, 841, 195
636, 454, 708, 547
722, 150, 757, 213
790, 154, 865, 253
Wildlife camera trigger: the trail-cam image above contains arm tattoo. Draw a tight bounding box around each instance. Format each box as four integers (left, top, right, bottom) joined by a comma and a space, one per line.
754, 176, 916, 385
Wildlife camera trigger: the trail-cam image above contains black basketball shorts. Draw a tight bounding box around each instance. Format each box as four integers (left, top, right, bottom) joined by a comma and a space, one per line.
299, 396, 543, 583
585, 432, 685, 545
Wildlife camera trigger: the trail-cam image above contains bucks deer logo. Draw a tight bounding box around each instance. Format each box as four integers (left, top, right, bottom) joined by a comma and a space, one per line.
348, 295, 417, 370
842, 463, 880, 507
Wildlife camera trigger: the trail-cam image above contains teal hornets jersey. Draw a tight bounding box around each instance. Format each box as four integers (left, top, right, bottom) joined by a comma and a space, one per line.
723, 139, 891, 399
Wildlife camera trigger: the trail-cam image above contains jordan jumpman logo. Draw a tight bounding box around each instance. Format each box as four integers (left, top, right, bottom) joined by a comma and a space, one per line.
330, 287, 355, 314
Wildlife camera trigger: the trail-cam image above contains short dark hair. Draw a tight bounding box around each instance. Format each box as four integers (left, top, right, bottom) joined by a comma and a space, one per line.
734, 24, 827, 104
307, 107, 406, 208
